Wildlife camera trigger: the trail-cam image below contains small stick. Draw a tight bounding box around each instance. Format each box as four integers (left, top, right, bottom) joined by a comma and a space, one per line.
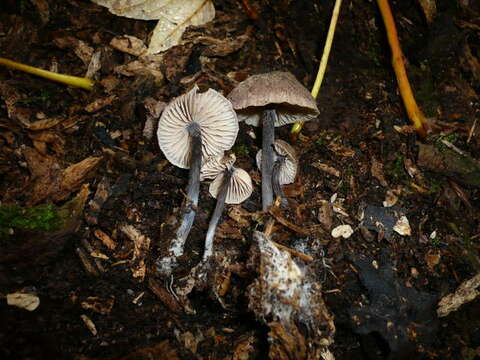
290, 0, 343, 137
376, 0, 428, 137
271, 240, 313, 262
0, 57, 94, 90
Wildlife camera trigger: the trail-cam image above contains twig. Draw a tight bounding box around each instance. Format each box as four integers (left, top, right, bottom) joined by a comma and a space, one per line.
0, 57, 94, 90
271, 240, 313, 262
290, 0, 343, 137
467, 118, 477, 144
376, 0, 428, 137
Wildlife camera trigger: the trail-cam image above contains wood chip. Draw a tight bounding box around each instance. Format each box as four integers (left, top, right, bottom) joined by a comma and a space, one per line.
7, 291, 40, 311
371, 156, 388, 187
94, 229, 117, 250
120, 225, 150, 281
81, 296, 115, 315
312, 162, 340, 177
268, 207, 309, 236
438, 273, 480, 317
80, 314, 98, 336
148, 277, 182, 313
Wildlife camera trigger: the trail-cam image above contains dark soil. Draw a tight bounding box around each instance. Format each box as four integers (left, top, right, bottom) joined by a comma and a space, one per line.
1, 0, 480, 359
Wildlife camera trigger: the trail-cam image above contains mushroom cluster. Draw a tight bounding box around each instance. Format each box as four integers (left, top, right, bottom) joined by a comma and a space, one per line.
156, 72, 317, 276
156, 85, 239, 274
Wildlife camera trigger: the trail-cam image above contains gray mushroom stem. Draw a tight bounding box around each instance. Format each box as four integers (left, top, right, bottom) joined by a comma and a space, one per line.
262, 109, 276, 210
203, 169, 232, 262
157, 124, 202, 274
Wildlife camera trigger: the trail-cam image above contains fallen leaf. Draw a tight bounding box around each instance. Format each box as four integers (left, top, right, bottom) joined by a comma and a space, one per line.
85, 95, 116, 113
110, 35, 147, 56
92, 0, 215, 54
23, 147, 101, 205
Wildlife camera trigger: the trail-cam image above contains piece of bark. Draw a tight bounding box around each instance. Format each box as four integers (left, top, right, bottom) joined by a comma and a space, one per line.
417, 143, 480, 187
437, 273, 480, 317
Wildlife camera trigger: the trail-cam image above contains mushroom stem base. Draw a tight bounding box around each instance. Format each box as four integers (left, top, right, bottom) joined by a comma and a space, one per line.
262, 109, 276, 211
156, 133, 202, 275
203, 170, 232, 262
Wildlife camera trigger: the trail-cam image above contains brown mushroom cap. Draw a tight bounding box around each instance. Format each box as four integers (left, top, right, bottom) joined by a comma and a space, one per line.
256, 139, 298, 185
157, 85, 238, 169
227, 71, 319, 127
209, 167, 253, 204
200, 153, 236, 181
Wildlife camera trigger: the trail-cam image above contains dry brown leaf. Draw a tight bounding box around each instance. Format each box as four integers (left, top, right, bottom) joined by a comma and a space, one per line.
27, 116, 66, 131
116, 340, 180, 360
85, 95, 116, 113
371, 156, 388, 187
94, 228, 117, 250
23, 147, 101, 205
80, 296, 115, 315
110, 35, 147, 56
114, 55, 165, 83
120, 225, 150, 281
417, 0, 437, 24
312, 161, 340, 177
0, 82, 32, 127
53, 36, 94, 65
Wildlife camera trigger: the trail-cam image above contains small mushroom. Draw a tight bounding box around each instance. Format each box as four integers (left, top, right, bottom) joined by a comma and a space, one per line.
257, 139, 298, 199
203, 154, 252, 262
156, 85, 238, 275
228, 71, 318, 210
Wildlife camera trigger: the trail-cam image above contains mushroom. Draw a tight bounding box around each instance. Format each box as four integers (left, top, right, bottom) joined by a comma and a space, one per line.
201, 154, 252, 262
256, 139, 298, 199
227, 71, 318, 210
157, 85, 238, 274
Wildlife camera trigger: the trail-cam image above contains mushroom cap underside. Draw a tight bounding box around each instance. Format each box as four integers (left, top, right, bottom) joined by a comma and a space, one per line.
200, 153, 236, 181
157, 85, 239, 169
256, 139, 298, 185
209, 168, 252, 204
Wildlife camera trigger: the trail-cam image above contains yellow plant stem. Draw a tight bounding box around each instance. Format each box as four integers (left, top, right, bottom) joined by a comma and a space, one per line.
376, 0, 427, 138
0, 57, 94, 91
291, 0, 342, 137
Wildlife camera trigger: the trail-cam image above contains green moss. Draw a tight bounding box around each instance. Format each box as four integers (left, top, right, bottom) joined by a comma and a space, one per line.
435, 133, 460, 150
386, 155, 408, 182
0, 204, 60, 235
233, 145, 250, 156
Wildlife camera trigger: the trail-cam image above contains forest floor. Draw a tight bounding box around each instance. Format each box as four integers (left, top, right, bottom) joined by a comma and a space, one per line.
1, 0, 480, 359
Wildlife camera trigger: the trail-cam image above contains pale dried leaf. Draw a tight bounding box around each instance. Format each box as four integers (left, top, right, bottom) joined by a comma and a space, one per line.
92, 0, 215, 54
7, 292, 40, 311
331, 224, 354, 239
393, 216, 411, 236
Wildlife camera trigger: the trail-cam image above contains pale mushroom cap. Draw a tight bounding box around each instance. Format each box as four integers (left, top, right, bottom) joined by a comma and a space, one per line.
157, 85, 239, 169
200, 153, 236, 181
209, 168, 253, 204
227, 71, 319, 127
256, 139, 298, 185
